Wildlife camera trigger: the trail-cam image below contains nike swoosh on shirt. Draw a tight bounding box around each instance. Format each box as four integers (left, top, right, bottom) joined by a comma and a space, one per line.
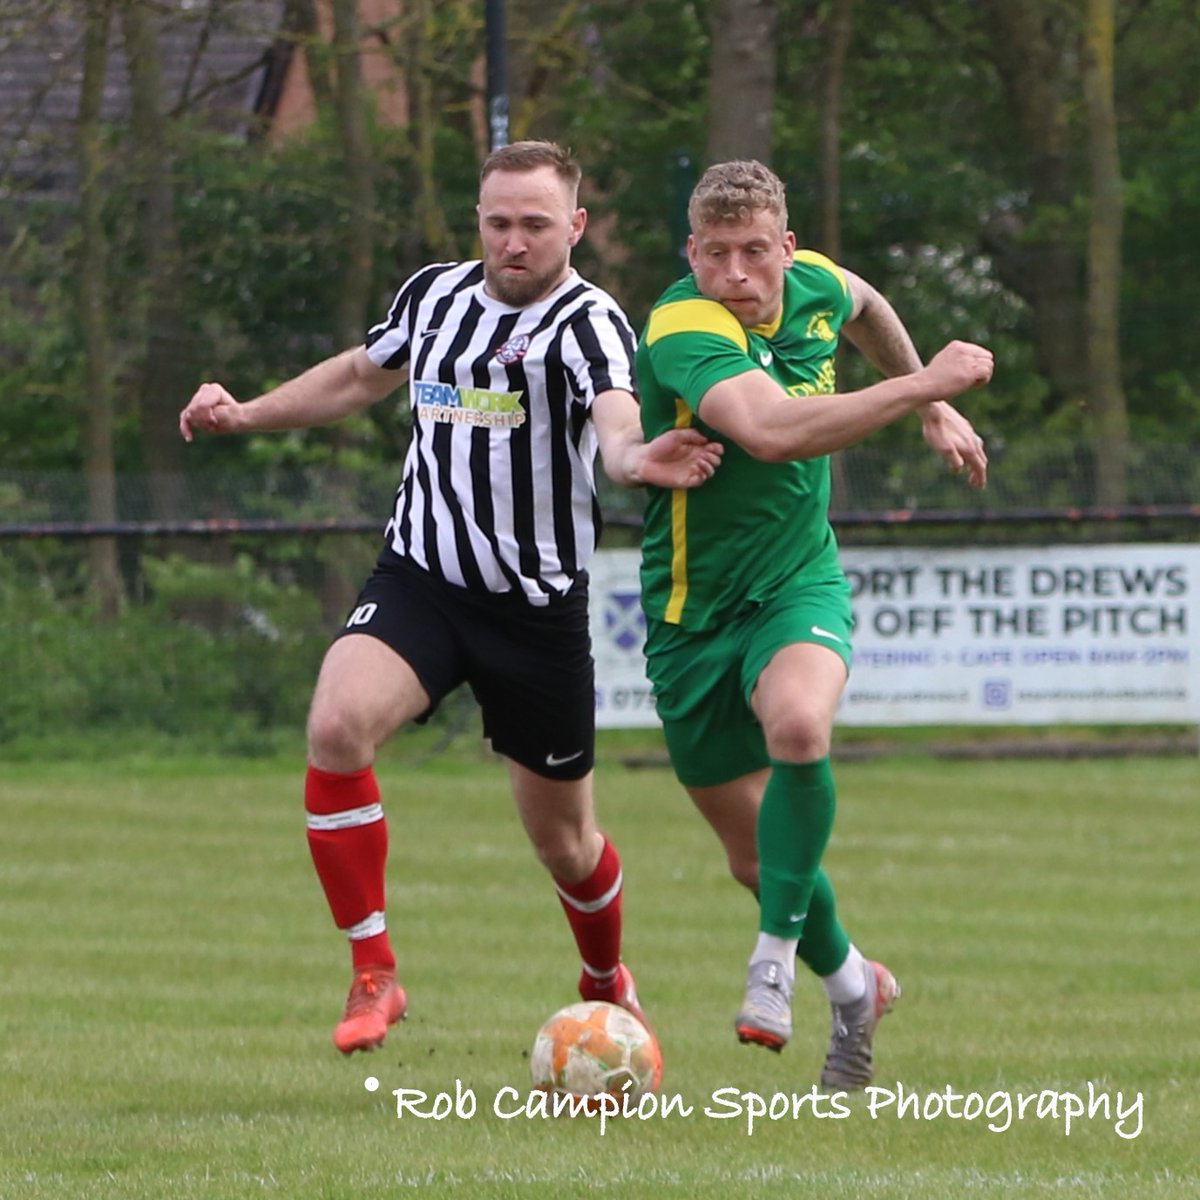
810, 625, 845, 644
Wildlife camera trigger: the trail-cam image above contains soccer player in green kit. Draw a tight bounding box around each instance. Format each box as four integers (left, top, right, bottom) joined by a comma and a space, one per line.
636, 160, 993, 1087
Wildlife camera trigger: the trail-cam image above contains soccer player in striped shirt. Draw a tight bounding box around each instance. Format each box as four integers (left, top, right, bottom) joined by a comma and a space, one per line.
636, 159, 992, 1087
180, 141, 721, 1054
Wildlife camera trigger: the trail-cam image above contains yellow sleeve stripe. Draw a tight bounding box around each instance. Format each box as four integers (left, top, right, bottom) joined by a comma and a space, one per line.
644, 298, 749, 351
664, 397, 693, 624
794, 249, 849, 296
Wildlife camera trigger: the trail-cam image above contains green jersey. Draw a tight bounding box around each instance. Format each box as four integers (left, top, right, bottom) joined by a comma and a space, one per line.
636, 250, 854, 630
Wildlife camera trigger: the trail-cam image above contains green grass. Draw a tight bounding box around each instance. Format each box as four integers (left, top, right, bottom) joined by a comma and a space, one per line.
1, 742, 1197, 1198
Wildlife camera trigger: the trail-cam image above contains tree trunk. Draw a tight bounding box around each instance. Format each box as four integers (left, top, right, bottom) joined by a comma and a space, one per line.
816, 0, 855, 513
705, 0, 778, 165
120, 0, 191, 521
1081, 0, 1128, 505
817, 0, 854, 262
331, 0, 376, 348
976, 0, 1089, 411
79, 0, 123, 618
320, 0, 382, 621
409, 0, 456, 257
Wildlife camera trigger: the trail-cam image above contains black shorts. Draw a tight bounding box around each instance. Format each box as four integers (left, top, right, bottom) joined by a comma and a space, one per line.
334, 549, 595, 780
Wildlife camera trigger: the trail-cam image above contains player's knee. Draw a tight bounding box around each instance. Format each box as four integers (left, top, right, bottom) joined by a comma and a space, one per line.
531, 828, 594, 882
306, 702, 371, 768
763, 712, 830, 762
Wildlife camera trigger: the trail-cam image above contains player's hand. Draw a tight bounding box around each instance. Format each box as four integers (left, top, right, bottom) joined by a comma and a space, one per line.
636, 428, 723, 489
920, 341, 994, 402
921, 401, 988, 489
179, 382, 245, 442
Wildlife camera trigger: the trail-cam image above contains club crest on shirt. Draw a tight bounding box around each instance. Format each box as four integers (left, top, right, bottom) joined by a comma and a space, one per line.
494, 334, 531, 364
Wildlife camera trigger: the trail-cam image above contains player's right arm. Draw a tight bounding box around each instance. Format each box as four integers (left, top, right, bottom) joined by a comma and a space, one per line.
695, 341, 993, 464
179, 347, 406, 442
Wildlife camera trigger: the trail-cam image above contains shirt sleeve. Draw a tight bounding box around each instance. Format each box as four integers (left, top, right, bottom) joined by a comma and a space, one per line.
561, 301, 638, 408
643, 297, 754, 415
363, 263, 448, 371
793, 249, 854, 330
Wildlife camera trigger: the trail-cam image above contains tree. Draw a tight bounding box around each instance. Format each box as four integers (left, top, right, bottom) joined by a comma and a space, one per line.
407, 0, 459, 257
558, 0, 709, 316
505, 0, 584, 143
973, 0, 1089, 413
78, 0, 123, 616
1081, 0, 1128, 504
323, 0, 384, 618
1114, 0, 1200, 444
704, 0, 777, 165
816, 0, 855, 262
330, 0, 376, 347
119, 0, 192, 518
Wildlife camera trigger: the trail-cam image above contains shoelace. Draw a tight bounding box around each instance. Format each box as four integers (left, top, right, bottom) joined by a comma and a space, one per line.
826, 1000, 871, 1069
751, 963, 791, 1017
345, 971, 389, 1017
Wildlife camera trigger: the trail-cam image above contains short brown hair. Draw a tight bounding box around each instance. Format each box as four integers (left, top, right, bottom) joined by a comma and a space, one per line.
688, 160, 788, 232
480, 140, 582, 198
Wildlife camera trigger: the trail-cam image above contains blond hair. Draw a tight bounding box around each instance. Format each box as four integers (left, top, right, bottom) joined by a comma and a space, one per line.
688, 160, 788, 232
480, 140, 582, 200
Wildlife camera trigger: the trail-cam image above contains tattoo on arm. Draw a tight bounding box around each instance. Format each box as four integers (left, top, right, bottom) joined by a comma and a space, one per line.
843, 274, 922, 378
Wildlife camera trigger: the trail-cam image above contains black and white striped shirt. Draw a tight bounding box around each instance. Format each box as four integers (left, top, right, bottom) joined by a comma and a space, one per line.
364, 261, 637, 604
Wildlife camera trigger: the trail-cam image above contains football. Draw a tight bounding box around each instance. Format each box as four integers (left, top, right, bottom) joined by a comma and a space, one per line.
529, 1000, 662, 1102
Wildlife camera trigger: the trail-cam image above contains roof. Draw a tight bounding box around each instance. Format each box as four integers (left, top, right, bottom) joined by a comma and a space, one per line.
0, 0, 286, 198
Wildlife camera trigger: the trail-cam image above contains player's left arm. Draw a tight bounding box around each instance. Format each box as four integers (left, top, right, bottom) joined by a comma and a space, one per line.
840, 269, 988, 489
592, 388, 722, 489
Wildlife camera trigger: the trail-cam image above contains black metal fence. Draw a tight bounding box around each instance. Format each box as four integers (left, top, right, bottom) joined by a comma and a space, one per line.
3, 439, 1198, 542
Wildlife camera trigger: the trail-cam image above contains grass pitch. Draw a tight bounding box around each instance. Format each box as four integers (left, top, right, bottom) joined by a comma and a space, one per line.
1, 738, 1196, 1198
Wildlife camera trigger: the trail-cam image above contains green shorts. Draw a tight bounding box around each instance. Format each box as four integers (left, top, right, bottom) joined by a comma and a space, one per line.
644, 573, 853, 788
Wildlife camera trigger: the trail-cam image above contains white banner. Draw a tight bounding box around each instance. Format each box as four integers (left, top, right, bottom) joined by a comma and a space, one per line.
589, 549, 658, 728
588, 544, 1200, 728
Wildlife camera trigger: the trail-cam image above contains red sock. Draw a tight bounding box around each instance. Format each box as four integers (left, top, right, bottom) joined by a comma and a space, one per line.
304, 764, 394, 972
554, 836, 622, 985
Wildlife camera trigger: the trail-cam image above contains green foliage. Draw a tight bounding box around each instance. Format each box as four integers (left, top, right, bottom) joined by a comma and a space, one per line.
0, 202, 90, 471
1117, 18, 1200, 438
0, 110, 480, 480
0, 551, 326, 746
560, 0, 710, 321
2, 0, 1199, 515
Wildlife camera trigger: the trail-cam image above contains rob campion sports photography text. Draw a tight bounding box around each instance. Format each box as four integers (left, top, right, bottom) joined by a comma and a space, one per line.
364, 1076, 1145, 1140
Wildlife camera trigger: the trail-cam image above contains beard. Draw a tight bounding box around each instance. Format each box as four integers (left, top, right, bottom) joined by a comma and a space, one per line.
483, 250, 569, 307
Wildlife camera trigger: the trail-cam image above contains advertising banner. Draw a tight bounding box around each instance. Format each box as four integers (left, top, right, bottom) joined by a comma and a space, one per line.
588, 544, 1200, 728
589, 549, 658, 728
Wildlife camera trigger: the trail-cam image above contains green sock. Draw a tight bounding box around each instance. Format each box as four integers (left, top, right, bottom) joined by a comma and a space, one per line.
750, 868, 851, 976
756, 758, 838, 941
795, 867, 851, 977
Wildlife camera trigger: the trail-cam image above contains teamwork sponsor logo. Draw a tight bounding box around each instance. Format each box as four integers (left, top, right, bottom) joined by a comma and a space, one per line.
413, 379, 526, 427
